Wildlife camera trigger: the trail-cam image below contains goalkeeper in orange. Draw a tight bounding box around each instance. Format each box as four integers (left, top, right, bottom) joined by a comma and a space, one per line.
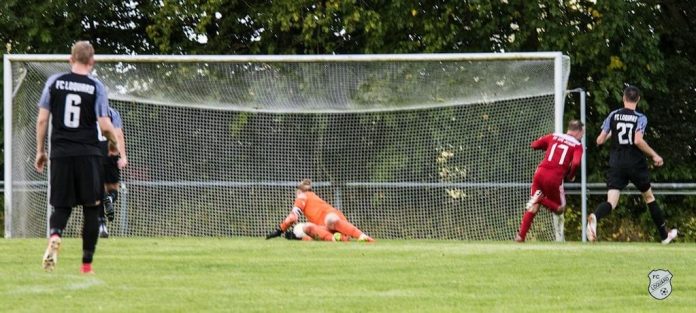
266, 179, 374, 242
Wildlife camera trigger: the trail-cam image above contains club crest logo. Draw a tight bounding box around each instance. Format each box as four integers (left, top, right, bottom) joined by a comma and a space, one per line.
648, 269, 673, 300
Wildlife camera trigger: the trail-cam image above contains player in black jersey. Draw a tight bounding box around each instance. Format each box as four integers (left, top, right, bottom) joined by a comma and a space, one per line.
587, 86, 678, 244
98, 107, 127, 238
35, 41, 121, 274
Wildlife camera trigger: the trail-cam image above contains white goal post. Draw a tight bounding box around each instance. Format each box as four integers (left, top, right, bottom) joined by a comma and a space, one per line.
4, 52, 572, 240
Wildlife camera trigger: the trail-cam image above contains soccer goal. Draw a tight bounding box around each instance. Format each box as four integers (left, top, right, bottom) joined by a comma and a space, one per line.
4, 53, 571, 240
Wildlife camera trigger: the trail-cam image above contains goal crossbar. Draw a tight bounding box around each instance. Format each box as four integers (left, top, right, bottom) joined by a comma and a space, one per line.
6, 52, 564, 63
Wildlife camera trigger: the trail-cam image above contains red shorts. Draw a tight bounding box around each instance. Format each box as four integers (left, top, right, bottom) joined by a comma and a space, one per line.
531, 170, 566, 212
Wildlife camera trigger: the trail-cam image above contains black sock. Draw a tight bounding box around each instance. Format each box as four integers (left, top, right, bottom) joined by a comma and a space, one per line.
105, 190, 118, 202
648, 201, 668, 240
98, 204, 106, 219
82, 250, 95, 264
82, 205, 100, 263
49, 206, 73, 237
594, 202, 613, 223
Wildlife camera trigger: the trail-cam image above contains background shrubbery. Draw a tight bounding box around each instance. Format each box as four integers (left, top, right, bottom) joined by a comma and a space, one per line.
1, 1, 694, 240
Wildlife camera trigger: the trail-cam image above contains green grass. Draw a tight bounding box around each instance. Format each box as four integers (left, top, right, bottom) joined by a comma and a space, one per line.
0, 238, 694, 312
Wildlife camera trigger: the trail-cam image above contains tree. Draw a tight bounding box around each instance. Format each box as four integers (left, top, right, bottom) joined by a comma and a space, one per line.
2, 0, 695, 240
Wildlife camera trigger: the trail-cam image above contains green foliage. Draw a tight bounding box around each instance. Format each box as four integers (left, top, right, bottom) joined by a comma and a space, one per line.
2, 0, 695, 240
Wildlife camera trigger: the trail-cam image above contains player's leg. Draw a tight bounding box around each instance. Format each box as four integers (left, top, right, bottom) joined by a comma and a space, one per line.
641, 189, 677, 244
587, 189, 619, 242
588, 166, 626, 241
97, 156, 108, 238
98, 213, 108, 238
526, 189, 543, 210
303, 224, 336, 241
516, 179, 543, 242
541, 182, 566, 242
43, 206, 72, 272
632, 170, 678, 244
516, 202, 539, 242
82, 204, 101, 274
102, 156, 121, 222
76, 156, 106, 274
43, 157, 76, 272
98, 199, 109, 238
325, 212, 374, 242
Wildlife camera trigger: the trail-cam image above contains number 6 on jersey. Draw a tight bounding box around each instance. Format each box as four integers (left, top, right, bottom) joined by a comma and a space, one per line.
64, 93, 82, 128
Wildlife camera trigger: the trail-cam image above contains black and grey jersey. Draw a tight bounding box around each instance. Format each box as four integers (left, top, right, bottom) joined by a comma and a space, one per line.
98, 107, 123, 157
601, 108, 648, 167
38, 72, 109, 158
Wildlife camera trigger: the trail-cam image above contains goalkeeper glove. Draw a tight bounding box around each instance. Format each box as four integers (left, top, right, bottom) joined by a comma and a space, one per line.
283, 229, 301, 240
265, 227, 283, 240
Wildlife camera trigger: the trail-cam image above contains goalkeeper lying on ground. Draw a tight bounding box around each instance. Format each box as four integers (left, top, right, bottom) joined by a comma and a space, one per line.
266, 179, 374, 242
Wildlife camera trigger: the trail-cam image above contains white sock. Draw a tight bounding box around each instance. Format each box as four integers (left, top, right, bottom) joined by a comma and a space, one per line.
552, 214, 564, 242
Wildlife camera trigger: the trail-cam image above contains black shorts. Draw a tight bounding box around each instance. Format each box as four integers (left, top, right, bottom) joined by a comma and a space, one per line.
50, 156, 104, 207
606, 162, 651, 192
102, 155, 121, 184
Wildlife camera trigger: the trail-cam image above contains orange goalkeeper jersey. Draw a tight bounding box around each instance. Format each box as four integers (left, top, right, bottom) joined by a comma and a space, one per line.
294, 191, 346, 226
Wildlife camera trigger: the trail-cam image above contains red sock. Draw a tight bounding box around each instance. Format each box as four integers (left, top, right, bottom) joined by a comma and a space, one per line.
304, 224, 335, 241
518, 211, 537, 240
332, 220, 363, 239
540, 198, 561, 213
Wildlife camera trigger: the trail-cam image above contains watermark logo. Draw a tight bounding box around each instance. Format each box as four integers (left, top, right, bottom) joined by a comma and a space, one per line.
648, 269, 673, 300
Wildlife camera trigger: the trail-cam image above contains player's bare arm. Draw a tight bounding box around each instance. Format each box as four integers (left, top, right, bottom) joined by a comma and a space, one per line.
98, 117, 120, 153
115, 127, 128, 169
266, 208, 300, 239
596, 130, 610, 146
634, 131, 663, 167
34, 108, 50, 172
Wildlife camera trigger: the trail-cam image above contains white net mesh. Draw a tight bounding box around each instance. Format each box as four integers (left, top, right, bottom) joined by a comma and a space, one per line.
6, 55, 570, 240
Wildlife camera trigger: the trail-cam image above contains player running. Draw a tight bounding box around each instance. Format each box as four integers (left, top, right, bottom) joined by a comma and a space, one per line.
515, 120, 584, 242
587, 86, 678, 244
98, 106, 127, 238
35, 41, 120, 274
266, 179, 374, 242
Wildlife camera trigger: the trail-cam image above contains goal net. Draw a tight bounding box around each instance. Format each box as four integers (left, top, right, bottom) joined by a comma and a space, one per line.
4, 53, 571, 240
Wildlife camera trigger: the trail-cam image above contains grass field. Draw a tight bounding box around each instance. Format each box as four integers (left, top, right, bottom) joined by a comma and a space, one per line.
0, 238, 694, 312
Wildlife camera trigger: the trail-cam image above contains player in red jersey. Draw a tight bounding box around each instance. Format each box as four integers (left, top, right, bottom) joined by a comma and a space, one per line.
266, 179, 374, 242
515, 120, 584, 242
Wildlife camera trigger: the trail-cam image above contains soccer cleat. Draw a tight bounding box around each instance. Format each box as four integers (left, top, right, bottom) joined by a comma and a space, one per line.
587, 214, 597, 242
104, 195, 115, 222
525, 190, 543, 211
514, 234, 524, 243
357, 234, 375, 243
99, 223, 110, 238
661, 229, 678, 245
42, 235, 62, 272
80, 263, 94, 275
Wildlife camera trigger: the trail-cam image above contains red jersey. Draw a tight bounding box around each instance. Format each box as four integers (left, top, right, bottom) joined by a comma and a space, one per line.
531, 133, 583, 179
